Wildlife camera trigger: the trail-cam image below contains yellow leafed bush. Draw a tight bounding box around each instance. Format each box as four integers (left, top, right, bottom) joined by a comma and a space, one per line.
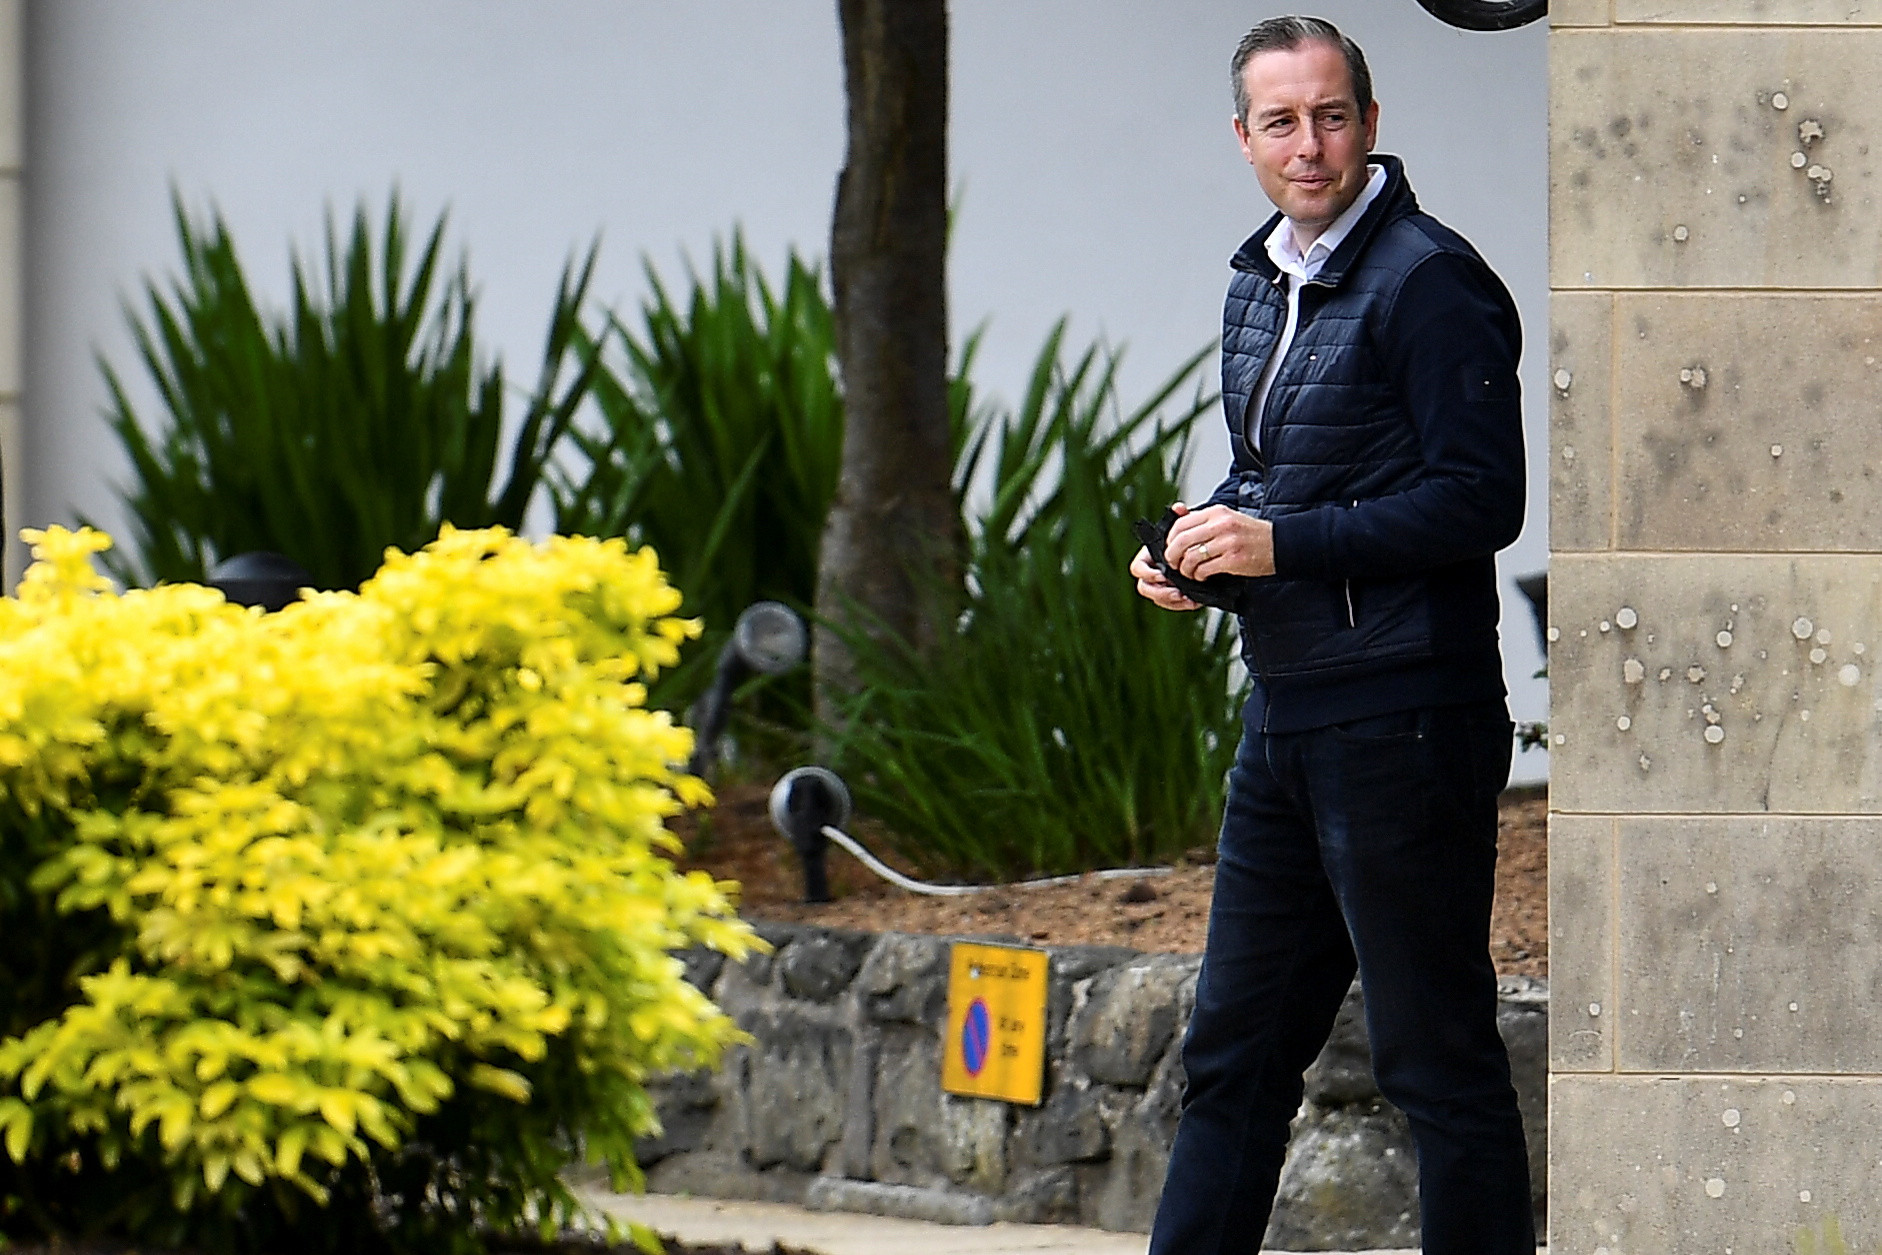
0, 525, 757, 1253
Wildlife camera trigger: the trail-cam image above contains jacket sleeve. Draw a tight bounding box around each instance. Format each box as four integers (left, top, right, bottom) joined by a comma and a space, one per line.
1201, 468, 1244, 512
1267, 251, 1526, 581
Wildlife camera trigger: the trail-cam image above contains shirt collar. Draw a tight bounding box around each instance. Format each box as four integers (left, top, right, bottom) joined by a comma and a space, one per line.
1265, 163, 1387, 282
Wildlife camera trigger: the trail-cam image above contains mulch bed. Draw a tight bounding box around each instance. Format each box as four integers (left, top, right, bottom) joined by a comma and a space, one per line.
676, 782, 1550, 979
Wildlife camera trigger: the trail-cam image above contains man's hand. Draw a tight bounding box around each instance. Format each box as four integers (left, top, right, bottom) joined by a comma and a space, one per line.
1166, 503, 1275, 580
1131, 543, 1201, 611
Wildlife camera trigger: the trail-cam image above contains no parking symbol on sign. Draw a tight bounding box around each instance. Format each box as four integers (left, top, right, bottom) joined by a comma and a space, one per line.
941, 941, 1048, 1106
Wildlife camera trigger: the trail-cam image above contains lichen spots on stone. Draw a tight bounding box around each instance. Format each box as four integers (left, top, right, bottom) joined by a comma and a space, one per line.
1616, 716, 1632, 732
1811, 648, 1829, 665
1840, 664, 1862, 688
1721, 1108, 1740, 1128
1772, 444, 1784, 458
1553, 368, 1573, 393
1673, 224, 1691, 243
1616, 607, 1638, 630
1624, 658, 1646, 684
1772, 93, 1790, 112
1705, 1177, 1727, 1198
1688, 665, 1707, 683
1679, 366, 1708, 389
1717, 630, 1734, 649
1705, 726, 1726, 745
1792, 151, 1810, 169
1800, 119, 1825, 145
1793, 617, 1816, 641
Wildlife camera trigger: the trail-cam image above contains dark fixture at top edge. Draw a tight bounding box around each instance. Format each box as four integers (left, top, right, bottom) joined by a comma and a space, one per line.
1413, 0, 1548, 31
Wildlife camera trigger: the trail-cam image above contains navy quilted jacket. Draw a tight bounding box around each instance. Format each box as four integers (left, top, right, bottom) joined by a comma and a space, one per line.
1207, 155, 1525, 732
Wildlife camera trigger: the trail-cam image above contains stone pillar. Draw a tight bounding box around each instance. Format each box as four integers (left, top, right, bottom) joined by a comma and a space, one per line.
0, 0, 19, 580
1549, 2, 1882, 1250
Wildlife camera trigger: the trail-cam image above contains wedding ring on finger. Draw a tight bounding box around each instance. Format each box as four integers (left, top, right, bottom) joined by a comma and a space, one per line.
1196, 542, 1212, 562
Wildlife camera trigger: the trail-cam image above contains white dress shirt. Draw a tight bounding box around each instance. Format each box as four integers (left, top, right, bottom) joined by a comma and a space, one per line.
1247, 163, 1387, 454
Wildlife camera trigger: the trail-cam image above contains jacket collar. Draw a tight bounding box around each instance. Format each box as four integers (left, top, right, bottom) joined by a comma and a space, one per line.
1230, 153, 1417, 286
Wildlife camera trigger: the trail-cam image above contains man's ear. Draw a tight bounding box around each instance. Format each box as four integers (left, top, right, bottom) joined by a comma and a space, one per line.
1232, 114, 1255, 164
1363, 100, 1381, 152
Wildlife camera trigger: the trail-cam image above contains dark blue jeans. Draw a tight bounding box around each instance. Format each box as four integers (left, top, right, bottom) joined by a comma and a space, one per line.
1148, 699, 1534, 1255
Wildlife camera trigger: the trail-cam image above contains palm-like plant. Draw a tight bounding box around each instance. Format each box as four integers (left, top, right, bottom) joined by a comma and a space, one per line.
553, 233, 988, 721
554, 235, 842, 711
828, 326, 1242, 878
100, 195, 600, 590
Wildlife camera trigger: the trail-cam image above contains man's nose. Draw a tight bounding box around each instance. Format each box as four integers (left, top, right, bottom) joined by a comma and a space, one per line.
1295, 120, 1325, 160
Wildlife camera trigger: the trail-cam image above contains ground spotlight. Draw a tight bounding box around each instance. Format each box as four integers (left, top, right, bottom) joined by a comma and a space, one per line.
687, 601, 808, 777
768, 766, 850, 904
208, 552, 314, 612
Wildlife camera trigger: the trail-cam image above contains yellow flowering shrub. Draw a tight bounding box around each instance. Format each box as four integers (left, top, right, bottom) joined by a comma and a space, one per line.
0, 525, 756, 1253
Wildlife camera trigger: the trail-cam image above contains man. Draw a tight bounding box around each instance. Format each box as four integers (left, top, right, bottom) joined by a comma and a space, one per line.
1131, 16, 1533, 1254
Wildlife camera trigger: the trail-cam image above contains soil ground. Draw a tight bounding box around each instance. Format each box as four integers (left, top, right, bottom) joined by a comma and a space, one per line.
675, 784, 1549, 980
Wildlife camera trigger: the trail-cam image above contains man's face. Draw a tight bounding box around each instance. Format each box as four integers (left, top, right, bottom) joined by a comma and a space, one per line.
1232, 40, 1379, 242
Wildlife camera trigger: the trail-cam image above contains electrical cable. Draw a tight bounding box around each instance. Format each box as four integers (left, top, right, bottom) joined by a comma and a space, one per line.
819, 824, 1174, 898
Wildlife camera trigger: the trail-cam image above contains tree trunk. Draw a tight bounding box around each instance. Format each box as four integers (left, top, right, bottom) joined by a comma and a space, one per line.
815, 0, 956, 727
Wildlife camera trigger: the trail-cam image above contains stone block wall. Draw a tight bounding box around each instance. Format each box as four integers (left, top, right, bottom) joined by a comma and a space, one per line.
1549, 3, 1882, 1249
638, 922, 1549, 1250
0, 0, 18, 576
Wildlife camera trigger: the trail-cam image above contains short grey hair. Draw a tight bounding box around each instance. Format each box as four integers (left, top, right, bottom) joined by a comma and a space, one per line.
1231, 16, 1373, 126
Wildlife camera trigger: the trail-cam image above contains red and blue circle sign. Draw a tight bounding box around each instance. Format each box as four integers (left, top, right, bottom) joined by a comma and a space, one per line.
961, 998, 992, 1077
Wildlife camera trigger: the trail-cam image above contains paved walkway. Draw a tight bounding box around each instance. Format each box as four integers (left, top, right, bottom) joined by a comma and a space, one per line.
579, 1188, 1437, 1255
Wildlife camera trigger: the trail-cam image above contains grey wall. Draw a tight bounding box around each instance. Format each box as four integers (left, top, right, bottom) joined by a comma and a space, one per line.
21, 0, 1548, 772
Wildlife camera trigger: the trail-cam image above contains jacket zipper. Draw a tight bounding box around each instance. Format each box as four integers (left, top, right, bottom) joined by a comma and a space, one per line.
1344, 501, 1359, 628
1239, 368, 1265, 471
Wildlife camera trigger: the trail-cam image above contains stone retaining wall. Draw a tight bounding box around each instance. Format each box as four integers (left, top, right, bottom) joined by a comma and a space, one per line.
639, 922, 1548, 1250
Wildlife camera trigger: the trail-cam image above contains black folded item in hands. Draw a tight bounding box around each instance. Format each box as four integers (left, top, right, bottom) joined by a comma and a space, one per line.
1130, 509, 1249, 613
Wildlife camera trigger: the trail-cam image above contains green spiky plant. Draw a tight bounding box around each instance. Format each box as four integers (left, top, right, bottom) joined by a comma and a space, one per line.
825, 325, 1241, 879
99, 194, 601, 591
552, 232, 987, 727
552, 235, 843, 722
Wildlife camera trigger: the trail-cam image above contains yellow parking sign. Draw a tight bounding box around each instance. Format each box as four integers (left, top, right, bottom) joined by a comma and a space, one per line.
941, 941, 1049, 1106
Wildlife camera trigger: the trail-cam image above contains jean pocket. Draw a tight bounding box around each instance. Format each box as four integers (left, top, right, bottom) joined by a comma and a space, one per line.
1327, 708, 1426, 744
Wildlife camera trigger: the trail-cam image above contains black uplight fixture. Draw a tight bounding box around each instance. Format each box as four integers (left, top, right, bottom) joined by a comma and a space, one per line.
207, 552, 315, 612
767, 766, 851, 904
685, 601, 809, 777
